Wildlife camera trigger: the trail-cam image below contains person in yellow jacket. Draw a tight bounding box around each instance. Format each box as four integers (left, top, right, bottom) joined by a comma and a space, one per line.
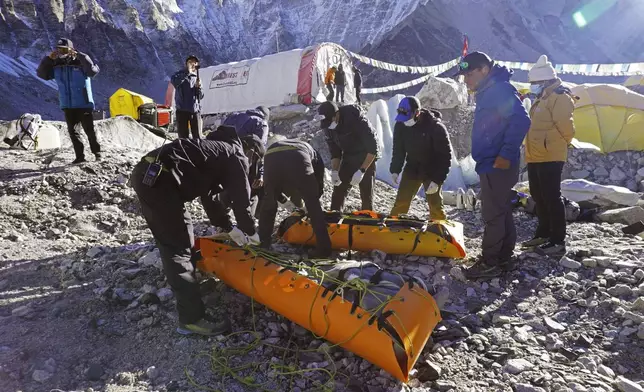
522, 55, 575, 255
325, 66, 337, 102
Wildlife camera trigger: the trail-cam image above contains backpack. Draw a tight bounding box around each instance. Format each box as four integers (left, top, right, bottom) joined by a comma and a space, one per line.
3, 113, 43, 150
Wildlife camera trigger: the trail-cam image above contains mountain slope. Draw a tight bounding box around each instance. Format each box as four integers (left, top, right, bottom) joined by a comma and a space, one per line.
0, 0, 643, 120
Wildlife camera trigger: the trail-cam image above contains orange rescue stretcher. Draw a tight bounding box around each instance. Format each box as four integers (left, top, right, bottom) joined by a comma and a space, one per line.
279, 210, 467, 259
195, 236, 442, 383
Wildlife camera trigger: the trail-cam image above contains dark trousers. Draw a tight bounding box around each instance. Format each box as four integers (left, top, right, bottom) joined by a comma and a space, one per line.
176, 110, 202, 139
330, 161, 376, 212
326, 84, 335, 101
131, 161, 204, 324
205, 191, 260, 231
390, 173, 446, 220
259, 150, 331, 256
335, 85, 345, 103
355, 87, 361, 104
63, 108, 100, 160
480, 165, 519, 264
527, 162, 566, 244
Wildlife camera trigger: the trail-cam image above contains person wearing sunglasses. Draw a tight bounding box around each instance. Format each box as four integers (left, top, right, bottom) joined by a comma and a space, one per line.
453, 51, 531, 279
522, 55, 576, 256
317, 101, 380, 212
389, 96, 452, 221
36, 38, 101, 164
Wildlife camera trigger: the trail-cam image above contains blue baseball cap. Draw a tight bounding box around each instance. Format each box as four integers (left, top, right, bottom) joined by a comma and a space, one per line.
395, 96, 421, 122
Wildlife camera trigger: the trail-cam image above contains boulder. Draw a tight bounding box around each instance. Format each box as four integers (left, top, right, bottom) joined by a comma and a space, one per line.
597, 206, 644, 226
417, 76, 468, 110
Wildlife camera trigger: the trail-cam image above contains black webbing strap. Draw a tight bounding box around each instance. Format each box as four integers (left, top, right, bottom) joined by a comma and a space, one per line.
369, 269, 385, 285
368, 310, 406, 349
406, 223, 428, 257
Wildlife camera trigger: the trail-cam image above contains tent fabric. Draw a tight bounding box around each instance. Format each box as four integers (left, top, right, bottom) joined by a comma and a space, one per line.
184, 43, 355, 115
109, 88, 154, 120
570, 84, 644, 153
199, 49, 304, 115
624, 75, 644, 95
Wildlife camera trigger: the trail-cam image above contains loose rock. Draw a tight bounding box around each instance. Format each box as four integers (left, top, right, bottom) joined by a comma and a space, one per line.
504, 358, 534, 374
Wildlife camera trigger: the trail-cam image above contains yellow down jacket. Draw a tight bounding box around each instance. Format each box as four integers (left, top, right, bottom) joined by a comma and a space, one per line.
525, 79, 576, 163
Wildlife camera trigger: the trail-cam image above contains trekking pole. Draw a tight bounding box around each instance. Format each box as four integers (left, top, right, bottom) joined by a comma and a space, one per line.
196, 66, 202, 138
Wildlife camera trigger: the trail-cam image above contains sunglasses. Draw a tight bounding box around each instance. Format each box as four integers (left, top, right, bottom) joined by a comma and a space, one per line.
397, 108, 409, 115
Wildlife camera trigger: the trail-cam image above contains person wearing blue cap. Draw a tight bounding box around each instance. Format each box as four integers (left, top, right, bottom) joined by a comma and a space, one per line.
389, 96, 452, 220
453, 51, 531, 279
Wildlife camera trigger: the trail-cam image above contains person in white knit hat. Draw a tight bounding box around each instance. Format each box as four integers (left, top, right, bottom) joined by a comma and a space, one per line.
522, 54, 576, 256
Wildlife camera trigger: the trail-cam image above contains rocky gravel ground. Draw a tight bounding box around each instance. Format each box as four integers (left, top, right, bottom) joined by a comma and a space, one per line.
1, 122, 644, 392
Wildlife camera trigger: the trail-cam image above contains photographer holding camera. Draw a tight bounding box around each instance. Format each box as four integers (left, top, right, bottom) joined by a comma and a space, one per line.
37, 38, 101, 164
171, 55, 204, 139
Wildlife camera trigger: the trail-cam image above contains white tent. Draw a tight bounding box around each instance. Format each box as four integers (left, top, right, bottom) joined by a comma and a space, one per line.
165, 43, 356, 115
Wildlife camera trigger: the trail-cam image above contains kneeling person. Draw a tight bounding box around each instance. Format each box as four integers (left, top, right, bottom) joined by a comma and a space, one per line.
390, 96, 452, 220
258, 139, 331, 258
131, 125, 258, 337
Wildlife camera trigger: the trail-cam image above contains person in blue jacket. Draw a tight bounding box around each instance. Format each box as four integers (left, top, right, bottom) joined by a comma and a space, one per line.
222, 106, 270, 145
37, 38, 101, 164
453, 52, 531, 279
171, 55, 204, 139
220, 106, 271, 218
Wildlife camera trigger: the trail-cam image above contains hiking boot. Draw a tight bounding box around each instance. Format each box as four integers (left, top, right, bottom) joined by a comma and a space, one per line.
95, 153, 102, 161
464, 259, 503, 280
499, 258, 519, 272
72, 157, 86, 164
536, 242, 566, 256
521, 237, 548, 248
177, 316, 231, 336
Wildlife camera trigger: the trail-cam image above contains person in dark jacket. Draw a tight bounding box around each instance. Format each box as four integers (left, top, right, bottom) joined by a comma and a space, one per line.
222, 106, 271, 215
453, 52, 531, 279
335, 64, 346, 103
389, 96, 452, 221
259, 139, 331, 258
317, 101, 380, 211
171, 55, 204, 139
206, 133, 265, 230
36, 38, 101, 164
222, 106, 270, 145
353, 65, 363, 104
130, 125, 258, 336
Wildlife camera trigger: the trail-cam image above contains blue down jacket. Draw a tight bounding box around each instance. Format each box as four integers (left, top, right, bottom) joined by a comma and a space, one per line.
471, 65, 531, 174
36, 53, 99, 110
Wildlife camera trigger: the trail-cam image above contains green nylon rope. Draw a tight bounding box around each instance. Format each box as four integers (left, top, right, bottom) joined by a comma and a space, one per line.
184, 239, 435, 391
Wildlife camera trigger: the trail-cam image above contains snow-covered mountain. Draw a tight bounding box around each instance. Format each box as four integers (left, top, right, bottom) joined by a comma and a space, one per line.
0, 0, 642, 119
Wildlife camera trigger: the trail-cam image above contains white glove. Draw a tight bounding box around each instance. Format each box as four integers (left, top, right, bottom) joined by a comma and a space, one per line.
426, 181, 440, 195
247, 232, 260, 246
331, 170, 342, 186
279, 199, 298, 212
350, 170, 364, 186
391, 173, 399, 185
228, 227, 259, 246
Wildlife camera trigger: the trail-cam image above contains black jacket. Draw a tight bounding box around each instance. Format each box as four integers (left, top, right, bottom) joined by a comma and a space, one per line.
325, 105, 380, 162
390, 109, 452, 184
335, 69, 346, 86
146, 126, 255, 234
353, 69, 362, 88
265, 139, 325, 199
